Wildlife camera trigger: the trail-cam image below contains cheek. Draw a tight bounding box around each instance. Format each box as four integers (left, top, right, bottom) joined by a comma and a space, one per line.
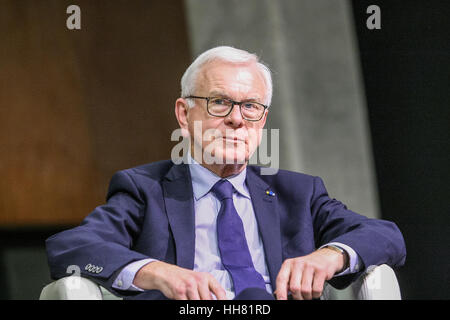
189, 119, 223, 145
247, 126, 263, 149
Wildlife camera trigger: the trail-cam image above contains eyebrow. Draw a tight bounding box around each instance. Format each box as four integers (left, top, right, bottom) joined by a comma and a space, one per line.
208, 91, 261, 102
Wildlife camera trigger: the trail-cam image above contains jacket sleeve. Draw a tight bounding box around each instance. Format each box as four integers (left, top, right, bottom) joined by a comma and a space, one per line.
45, 170, 151, 294
310, 176, 406, 289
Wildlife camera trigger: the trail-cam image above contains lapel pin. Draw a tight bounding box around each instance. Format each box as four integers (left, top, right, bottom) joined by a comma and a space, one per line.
265, 190, 276, 197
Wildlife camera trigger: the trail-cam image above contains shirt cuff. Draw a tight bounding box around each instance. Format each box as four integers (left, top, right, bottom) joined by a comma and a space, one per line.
112, 258, 157, 291
320, 242, 362, 277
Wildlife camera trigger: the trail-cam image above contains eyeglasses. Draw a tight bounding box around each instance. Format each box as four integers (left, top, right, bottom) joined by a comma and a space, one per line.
185, 96, 268, 122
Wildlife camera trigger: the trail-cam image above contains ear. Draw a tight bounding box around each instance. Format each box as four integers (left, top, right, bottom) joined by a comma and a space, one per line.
175, 98, 191, 137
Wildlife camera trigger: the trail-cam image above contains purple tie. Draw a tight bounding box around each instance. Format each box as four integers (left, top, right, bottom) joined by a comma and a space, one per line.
211, 179, 266, 296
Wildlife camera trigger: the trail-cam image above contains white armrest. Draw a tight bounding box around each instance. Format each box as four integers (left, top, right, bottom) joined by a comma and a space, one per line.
321, 264, 401, 300
352, 264, 401, 300
40, 276, 103, 300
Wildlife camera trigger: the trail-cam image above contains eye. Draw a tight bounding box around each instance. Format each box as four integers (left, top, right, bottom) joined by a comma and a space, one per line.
210, 98, 226, 105
243, 102, 257, 109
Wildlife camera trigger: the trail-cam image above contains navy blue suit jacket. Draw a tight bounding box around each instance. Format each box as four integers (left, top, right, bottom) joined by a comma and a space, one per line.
46, 160, 406, 299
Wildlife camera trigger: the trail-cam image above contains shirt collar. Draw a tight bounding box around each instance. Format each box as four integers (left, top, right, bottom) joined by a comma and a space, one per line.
188, 156, 250, 201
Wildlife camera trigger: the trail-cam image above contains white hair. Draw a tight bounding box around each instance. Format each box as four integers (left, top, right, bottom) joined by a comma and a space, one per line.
181, 46, 273, 107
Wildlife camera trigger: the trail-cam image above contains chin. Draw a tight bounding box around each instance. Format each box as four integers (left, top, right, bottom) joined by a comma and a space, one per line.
223, 156, 248, 165
210, 149, 248, 165
202, 139, 248, 165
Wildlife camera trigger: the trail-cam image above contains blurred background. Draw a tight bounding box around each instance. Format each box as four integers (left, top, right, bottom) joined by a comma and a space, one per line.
0, 0, 448, 299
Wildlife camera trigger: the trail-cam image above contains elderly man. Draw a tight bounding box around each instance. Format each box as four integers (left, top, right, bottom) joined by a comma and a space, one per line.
46, 46, 406, 300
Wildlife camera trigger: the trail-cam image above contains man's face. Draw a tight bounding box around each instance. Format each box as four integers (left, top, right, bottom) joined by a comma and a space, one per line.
184, 61, 268, 166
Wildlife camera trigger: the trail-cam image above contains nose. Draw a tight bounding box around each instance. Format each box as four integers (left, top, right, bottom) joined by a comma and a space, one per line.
224, 103, 244, 128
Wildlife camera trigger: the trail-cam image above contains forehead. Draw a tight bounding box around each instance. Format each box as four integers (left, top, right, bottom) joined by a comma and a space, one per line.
196, 61, 266, 99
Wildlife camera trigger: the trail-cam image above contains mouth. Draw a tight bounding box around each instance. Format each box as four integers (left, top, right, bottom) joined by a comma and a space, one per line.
222, 137, 246, 143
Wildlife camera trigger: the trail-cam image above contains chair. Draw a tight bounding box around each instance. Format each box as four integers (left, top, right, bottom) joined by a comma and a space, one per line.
321, 264, 402, 300
39, 264, 401, 300
39, 275, 121, 300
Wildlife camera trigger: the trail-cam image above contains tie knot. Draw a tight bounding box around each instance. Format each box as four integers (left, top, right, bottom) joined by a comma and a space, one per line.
211, 179, 234, 201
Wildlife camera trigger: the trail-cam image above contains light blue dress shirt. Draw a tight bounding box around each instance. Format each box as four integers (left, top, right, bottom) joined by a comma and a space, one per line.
112, 159, 361, 298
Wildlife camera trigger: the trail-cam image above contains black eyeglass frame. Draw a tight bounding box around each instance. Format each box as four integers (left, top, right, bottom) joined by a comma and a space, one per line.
184, 95, 268, 122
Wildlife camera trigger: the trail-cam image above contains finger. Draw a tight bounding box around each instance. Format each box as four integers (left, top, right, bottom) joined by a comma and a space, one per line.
186, 290, 200, 300
172, 284, 188, 300
209, 278, 227, 300
300, 265, 314, 300
175, 293, 188, 300
312, 270, 326, 299
289, 262, 304, 300
185, 279, 200, 300
275, 261, 291, 300
198, 278, 213, 300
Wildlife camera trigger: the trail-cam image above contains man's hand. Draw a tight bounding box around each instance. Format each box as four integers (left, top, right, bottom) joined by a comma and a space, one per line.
275, 247, 347, 300
133, 261, 227, 300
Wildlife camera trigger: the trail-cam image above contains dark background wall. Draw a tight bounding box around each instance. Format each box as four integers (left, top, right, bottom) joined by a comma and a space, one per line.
352, 0, 450, 299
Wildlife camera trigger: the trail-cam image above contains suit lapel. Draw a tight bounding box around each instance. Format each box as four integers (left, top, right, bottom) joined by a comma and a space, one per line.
162, 164, 196, 270
246, 168, 283, 291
